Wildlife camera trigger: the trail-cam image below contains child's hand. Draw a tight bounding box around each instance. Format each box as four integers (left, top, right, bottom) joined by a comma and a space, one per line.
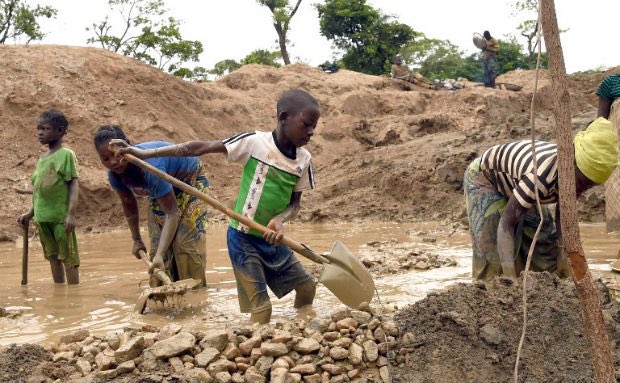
132, 239, 147, 259
109, 139, 149, 159
264, 217, 284, 245
17, 212, 33, 229
64, 214, 76, 233
149, 254, 165, 273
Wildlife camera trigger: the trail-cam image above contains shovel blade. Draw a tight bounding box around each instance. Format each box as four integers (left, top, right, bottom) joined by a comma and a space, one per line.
319, 240, 374, 309
611, 259, 620, 273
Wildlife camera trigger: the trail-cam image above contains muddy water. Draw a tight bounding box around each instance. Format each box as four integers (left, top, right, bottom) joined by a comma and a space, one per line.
0, 222, 617, 346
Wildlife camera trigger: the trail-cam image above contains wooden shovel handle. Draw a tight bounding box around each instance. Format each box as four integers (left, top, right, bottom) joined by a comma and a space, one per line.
112, 148, 329, 265
21, 225, 28, 285
137, 249, 172, 285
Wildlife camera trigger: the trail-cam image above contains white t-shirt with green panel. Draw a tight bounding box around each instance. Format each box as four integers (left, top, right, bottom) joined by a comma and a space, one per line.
224, 131, 315, 237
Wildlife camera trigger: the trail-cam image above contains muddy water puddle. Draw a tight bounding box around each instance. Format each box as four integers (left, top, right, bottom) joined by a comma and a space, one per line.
0, 222, 617, 345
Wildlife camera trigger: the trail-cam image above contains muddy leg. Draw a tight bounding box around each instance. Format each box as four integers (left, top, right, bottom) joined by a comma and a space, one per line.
294, 280, 316, 309
49, 258, 65, 284
250, 305, 272, 325
64, 265, 79, 285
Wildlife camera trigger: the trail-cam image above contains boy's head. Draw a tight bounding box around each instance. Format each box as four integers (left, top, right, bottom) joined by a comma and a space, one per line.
276, 89, 320, 148
37, 109, 68, 145
93, 125, 131, 174
483, 31, 492, 40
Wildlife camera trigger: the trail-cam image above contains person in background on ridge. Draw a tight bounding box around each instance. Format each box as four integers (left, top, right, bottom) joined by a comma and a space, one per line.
596, 72, 620, 119
391, 55, 433, 89
481, 30, 499, 88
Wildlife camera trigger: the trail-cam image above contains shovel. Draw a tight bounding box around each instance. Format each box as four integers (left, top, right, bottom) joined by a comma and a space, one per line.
112, 148, 375, 309
21, 225, 28, 285
134, 249, 202, 314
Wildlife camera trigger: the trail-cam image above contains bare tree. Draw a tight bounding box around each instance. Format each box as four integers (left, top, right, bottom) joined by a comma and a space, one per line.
257, 0, 302, 65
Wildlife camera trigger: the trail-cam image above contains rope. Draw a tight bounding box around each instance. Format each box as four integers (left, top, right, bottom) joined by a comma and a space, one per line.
373, 286, 393, 383
514, 2, 545, 382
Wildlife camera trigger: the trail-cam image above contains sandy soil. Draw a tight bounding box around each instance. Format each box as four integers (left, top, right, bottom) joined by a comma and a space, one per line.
0, 45, 616, 240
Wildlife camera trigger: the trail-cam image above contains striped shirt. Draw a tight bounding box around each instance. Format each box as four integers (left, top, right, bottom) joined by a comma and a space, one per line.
596, 73, 620, 103
480, 140, 558, 209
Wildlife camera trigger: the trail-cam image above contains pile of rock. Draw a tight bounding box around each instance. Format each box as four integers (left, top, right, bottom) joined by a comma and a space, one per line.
360, 240, 457, 274
40, 307, 406, 382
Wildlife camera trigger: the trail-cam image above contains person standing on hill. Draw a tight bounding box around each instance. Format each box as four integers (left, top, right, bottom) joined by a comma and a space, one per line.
17, 109, 80, 284
464, 118, 617, 281
93, 125, 209, 288
113, 89, 319, 325
481, 30, 499, 88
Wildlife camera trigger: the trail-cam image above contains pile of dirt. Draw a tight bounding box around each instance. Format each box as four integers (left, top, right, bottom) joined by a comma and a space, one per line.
392, 272, 620, 383
0, 343, 52, 382
0, 45, 613, 239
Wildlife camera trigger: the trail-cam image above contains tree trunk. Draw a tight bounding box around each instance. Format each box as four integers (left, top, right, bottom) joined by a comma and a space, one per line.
275, 24, 290, 65
540, 1, 615, 382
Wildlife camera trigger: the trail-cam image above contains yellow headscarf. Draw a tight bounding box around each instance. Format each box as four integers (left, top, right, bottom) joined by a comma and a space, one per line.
574, 117, 618, 184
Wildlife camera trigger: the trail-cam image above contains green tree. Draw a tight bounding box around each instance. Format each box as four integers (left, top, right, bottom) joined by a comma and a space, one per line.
510, 0, 559, 68
86, 0, 203, 75
401, 35, 464, 80
257, 0, 302, 65
241, 49, 282, 67
0, 0, 57, 44
209, 59, 242, 77
316, 0, 415, 75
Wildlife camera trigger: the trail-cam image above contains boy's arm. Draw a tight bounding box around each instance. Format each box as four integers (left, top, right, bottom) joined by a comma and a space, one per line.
64, 178, 79, 233
149, 191, 181, 272
116, 189, 146, 258
264, 192, 302, 245
112, 139, 227, 159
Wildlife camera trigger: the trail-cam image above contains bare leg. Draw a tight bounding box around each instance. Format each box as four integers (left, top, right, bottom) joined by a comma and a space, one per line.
250, 305, 272, 325
49, 258, 65, 284
64, 265, 79, 285
294, 280, 316, 308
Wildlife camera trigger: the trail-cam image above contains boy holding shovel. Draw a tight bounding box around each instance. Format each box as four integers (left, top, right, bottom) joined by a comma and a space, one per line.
114, 89, 319, 324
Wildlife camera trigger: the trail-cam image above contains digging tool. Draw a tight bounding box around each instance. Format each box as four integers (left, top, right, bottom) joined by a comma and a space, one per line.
21, 225, 28, 285
112, 148, 375, 309
610, 256, 620, 273
134, 249, 202, 314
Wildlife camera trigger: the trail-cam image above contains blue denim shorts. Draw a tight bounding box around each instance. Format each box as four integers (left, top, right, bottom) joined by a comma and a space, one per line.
226, 226, 313, 314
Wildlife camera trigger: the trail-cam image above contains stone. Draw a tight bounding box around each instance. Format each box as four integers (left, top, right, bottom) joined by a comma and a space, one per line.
169, 356, 185, 372
215, 371, 232, 383
323, 332, 340, 342
260, 342, 289, 357
52, 351, 74, 362
321, 363, 342, 375
60, 329, 90, 344
76, 359, 91, 376
347, 369, 359, 379
116, 360, 136, 375
185, 367, 214, 383
382, 322, 399, 337
207, 359, 237, 375
331, 338, 352, 349
200, 331, 230, 352
115, 336, 145, 363
150, 332, 196, 359
480, 324, 504, 345
182, 354, 195, 363
368, 319, 381, 331
195, 347, 220, 367
348, 343, 363, 365
330, 308, 351, 322
239, 336, 262, 356
95, 352, 113, 371
350, 310, 372, 325
222, 343, 241, 360
304, 318, 330, 336
95, 369, 118, 381
377, 356, 388, 367
272, 330, 293, 343
379, 366, 390, 383
271, 358, 290, 370
362, 340, 379, 362
303, 373, 321, 383
329, 347, 348, 360
231, 372, 245, 383
290, 363, 316, 375
82, 344, 99, 356
336, 318, 358, 331
294, 338, 320, 354
271, 367, 289, 383
289, 372, 302, 383
250, 347, 262, 360
244, 366, 267, 383
255, 356, 274, 376
155, 323, 183, 341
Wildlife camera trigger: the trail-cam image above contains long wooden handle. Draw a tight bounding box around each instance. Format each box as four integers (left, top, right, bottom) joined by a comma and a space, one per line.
21, 225, 28, 285
114, 149, 328, 264
137, 249, 172, 285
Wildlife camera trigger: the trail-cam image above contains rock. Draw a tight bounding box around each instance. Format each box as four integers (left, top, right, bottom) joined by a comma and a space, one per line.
222, 343, 241, 360
303, 373, 321, 383
95, 352, 113, 371
294, 338, 320, 354
185, 367, 214, 383
60, 329, 90, 344
52, 351, 74, 362
195, 347, 220, 367
362, 340, 379, 362
329, 346, 348, 360
260, 342, 289, 357
304, 318, 330, 336
368, 319, 381, 331
336, 318, 358, 331
272, 330, 293, 343
271, 367, 289, 383
215, 371, 232, 383
200, 331, 230, 352
350, 310, 372, 325
244, 366, 267, 383
377, 356, 388, 367
348, 343, 363, 365
115, 336, 145, 363
347, 369, 359, 379
231, 372, 245, 383
323, 332, 340, 342
116, 360, 136, 375
169, 356, 185, 372
321, 363, 342, 375
182, 354, 195, 363
271, 357, 290, 371
156, 323, 183, 341
149, 332, 196, 359
330, 308, 351, 322
331, 338, 352, 349
255, 356, 274, 376
208, 359, 237, 375
290, 363, 316, 375
76, 358, 92, 376
82, 344, 99, 356
379, 366, 390, 383
239, 336, 262, 356
480, 324, 504, 345
95, 369, 118, 381
106, 332, 122, 351
414, 261, 430, 270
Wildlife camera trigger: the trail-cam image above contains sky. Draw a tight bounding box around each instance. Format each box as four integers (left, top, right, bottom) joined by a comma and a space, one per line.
32, 0, 620, 74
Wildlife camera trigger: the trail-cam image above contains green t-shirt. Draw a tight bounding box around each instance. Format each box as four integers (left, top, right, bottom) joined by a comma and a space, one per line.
223, 131, 314, 238
32, 147, 79, 223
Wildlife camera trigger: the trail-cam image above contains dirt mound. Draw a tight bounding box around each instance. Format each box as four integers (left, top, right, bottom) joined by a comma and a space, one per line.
0, 45, 609, 239
392, 273, 620, 383
0, 343, 51, 382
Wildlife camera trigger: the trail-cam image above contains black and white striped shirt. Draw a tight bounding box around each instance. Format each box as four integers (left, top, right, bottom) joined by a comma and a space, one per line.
480, 140, 558, 209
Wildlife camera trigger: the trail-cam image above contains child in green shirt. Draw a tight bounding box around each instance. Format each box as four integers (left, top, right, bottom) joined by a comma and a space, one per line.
18, 109, 80, 284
